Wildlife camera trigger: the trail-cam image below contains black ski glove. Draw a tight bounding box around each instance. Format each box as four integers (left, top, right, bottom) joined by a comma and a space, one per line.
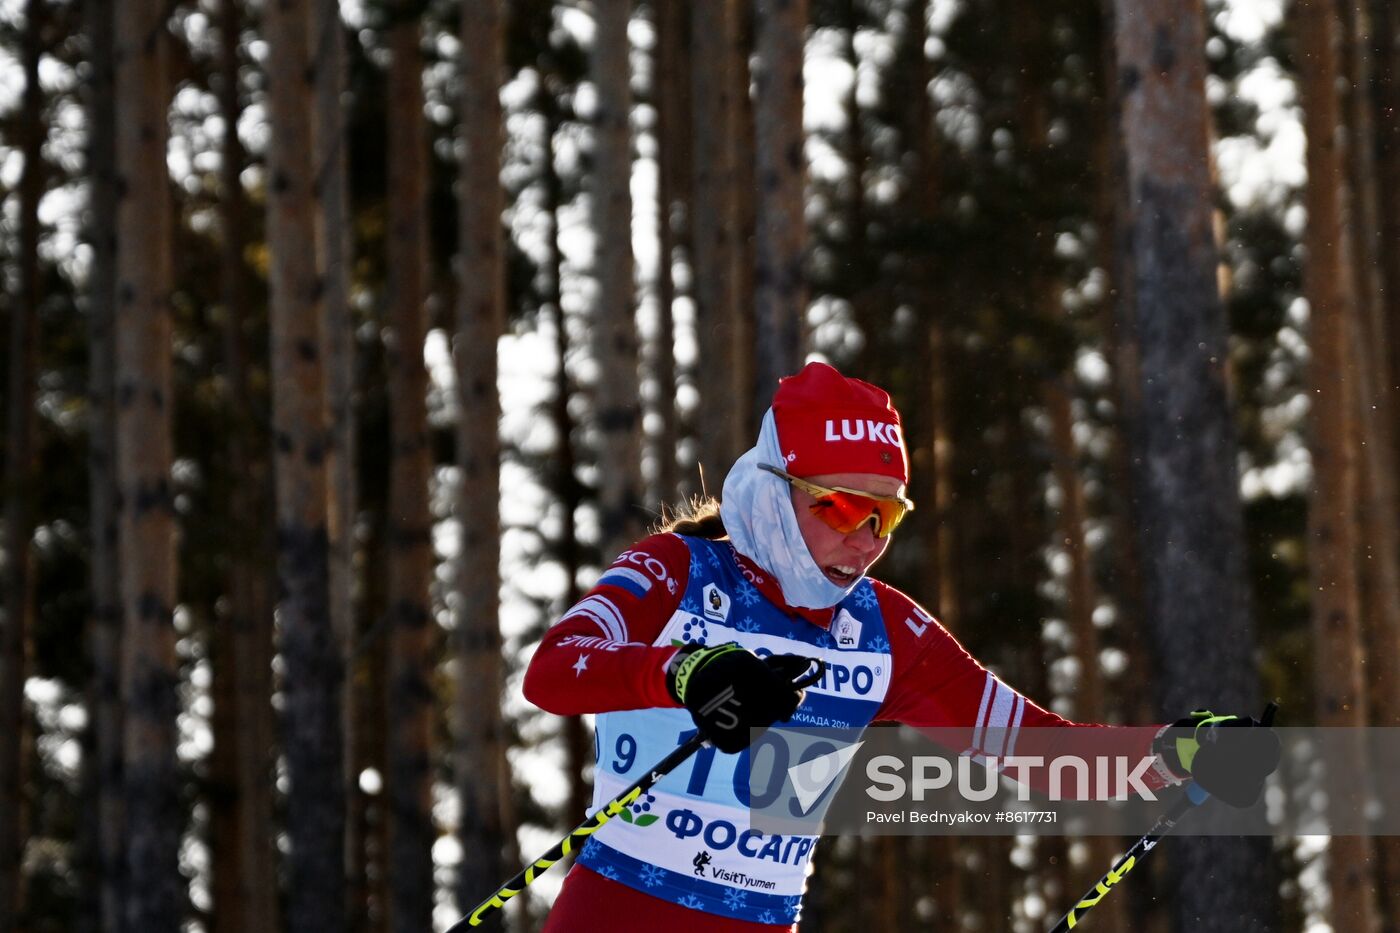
666, 643, 818, 754
1154, 709, 1281, 807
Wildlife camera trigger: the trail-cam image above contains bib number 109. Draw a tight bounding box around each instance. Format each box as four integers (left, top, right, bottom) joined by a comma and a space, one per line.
609, 729, 840, 815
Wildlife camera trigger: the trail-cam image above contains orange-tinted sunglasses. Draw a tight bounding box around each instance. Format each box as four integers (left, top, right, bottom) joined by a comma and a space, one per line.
760, 463, 914, 538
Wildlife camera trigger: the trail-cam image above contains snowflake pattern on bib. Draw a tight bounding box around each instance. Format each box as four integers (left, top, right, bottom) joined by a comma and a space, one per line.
581, 536, 893, 927
736, 580, 761, 607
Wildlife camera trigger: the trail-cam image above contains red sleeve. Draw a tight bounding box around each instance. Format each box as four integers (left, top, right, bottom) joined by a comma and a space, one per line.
522, 533, 691, 715
872, 582, 1177, 795
873, 581, 1074, 732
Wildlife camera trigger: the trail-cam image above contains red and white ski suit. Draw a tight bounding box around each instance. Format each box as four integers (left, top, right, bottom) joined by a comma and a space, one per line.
525, 533, 1171, 932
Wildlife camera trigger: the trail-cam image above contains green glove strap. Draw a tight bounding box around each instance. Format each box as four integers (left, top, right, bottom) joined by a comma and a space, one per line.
1176, 710, 1239, 773
672, 642, 745, 705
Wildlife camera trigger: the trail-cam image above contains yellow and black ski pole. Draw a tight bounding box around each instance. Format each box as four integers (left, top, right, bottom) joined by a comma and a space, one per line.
451, 657, 825, 930
1048, 782, 1209, 932
1049, 701, 1277, 931
448, 731, 707, 930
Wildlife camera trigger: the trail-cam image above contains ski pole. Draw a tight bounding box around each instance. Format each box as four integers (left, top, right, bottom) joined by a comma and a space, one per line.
1048, 782, 1209, 932
449, 732, 705, 930
1048, 701, 1277, 932
450, 657, 825, 930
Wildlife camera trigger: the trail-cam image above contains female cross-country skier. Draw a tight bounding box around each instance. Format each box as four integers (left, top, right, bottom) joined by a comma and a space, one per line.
523, 362, 1276, 932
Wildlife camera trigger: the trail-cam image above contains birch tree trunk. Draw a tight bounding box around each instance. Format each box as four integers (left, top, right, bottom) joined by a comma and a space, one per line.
265, 0, 346, 924
454, 0, 513, 913
1108, 0, 1273, 928
114, 1, 181, 928
1297, 1, 1382, 927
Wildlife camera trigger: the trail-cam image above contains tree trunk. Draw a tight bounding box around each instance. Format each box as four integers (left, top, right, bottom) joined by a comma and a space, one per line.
265, 0, 346, 925
207, 9, 245, 924
1092, 0, 1161, 751
989, 412, 1040, 933
207, 623, 244, 933
894, 0, 958, 624
690, 0, 750, 482
1008, 34, 1123, 929
1374, 0, 1400, 498
1364, 16, 1400, 907
926, 326, 959, 623
1093, 17, 1171, 930
454, 0, 514, 918
1297, 1, 1382, 928
751, 0, 808, 410
651, 0, 691, 505
554, 310, 592, 832
221, 187, 281, 933
537, 75, 594, 869
1008, 6, 1121, 909
1045, 388, 1105, 720
360, 507, 392, 933
1340, 0, 1385, 337
113, 2, 182, 929
384, 11, 436, 931
82, 1, 125, 929
211, 5, 280, 932
871, 836, 899, 929
924, 340, 963, 646
591, 0, 646, 557
1339, 0, 1400, 713
731, 4, 758, 428
309, 0, 362, 920
1045, 381, 1133, 931
841, 0, 882, 381
1339, 0, 1400, 914
1108, 0, 1274, 928
1, 3, 46, 926
1339, 0, 1400, 736
232, 565, 279, 933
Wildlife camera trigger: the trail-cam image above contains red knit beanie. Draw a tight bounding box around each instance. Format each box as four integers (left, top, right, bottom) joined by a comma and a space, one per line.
771, 362, 909, 483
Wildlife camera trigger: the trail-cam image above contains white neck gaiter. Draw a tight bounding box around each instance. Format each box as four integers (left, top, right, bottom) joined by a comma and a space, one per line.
720, 409, 858, 610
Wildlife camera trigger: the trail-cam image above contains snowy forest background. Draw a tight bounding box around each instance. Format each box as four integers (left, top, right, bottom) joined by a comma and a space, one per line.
0, 0, 1398, 931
